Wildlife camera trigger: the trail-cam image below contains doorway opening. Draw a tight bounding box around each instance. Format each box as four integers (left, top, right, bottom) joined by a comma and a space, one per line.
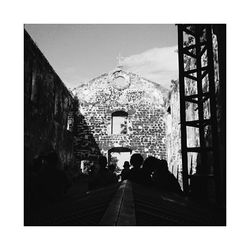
108, 147, 132, 174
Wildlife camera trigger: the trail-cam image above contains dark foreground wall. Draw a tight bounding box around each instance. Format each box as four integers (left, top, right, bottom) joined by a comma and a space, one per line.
24, 29, 77, 177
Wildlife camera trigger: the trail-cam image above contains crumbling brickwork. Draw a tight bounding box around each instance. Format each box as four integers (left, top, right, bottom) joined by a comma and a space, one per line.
73, 69, 168, 167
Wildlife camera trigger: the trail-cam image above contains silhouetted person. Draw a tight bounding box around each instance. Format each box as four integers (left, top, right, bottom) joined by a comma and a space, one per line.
91, 155, 117, 189
108, 164, 119, 184
141, 156, 159, 186
153, 159, 183, 195
128, 153, 144, 184
121, 161, 130, 181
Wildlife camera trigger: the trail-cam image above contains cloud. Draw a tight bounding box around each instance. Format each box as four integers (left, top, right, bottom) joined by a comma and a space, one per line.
121, 46, 178, 90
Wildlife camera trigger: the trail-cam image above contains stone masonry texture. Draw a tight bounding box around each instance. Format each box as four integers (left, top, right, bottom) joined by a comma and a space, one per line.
73, 68, 169, 167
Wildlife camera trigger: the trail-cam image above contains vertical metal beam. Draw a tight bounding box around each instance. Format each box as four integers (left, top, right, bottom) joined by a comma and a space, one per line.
195, 25, 207, 174
213, 24, 226, 204
178, 25, 189, 194
206, 25, 220, 201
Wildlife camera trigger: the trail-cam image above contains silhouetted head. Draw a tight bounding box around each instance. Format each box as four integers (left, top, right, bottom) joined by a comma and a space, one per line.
130, 154, 143, 169
99, 155, 107, 169
123, 161, 130, 170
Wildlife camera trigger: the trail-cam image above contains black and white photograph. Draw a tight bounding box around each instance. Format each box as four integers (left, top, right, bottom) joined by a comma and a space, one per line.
24, 24, 226, 226
3, 0, 250, 249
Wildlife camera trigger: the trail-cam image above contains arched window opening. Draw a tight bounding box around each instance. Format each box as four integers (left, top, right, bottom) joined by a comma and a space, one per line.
111, 111, 128, 134
66, 115, 73, 131
167, 106, 171, 114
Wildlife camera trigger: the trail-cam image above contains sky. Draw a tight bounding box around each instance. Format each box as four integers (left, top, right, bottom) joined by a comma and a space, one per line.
25, 24, 178, 90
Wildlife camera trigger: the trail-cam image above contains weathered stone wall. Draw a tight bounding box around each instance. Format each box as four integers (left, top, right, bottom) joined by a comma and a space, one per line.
166, 81, 182, 185
73, 69, 168, 166
24, 30, 76, 173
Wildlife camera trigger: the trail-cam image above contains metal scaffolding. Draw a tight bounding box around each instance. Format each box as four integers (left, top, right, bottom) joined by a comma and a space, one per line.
178, 24, 220, 199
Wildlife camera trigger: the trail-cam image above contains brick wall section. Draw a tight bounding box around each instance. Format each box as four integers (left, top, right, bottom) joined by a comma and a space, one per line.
24, 30, 76, 173
166, 81, 182, 185
73, 69, 168, 166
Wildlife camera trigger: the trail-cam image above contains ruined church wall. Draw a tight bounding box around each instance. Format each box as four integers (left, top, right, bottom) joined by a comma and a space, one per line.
73, 71, 167, 166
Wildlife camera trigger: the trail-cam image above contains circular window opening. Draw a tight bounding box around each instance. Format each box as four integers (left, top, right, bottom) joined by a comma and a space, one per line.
113, 76, 129, 90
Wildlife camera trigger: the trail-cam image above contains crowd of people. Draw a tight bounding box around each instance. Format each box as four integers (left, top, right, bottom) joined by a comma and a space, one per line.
88, 156, 119, 189
89, 153, 183, 196
29, 151, 183, 210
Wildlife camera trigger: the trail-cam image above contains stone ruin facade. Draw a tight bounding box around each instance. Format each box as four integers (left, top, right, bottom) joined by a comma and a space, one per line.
24, 27, 222, 190
72, 68, 169, 172
72, 32, 220, 188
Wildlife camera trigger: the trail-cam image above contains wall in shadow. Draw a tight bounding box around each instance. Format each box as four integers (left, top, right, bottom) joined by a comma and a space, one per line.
24, 29, 104, 223
24, 29, 76, 170
73, 110, 102, 175
24, 29, 78, 218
